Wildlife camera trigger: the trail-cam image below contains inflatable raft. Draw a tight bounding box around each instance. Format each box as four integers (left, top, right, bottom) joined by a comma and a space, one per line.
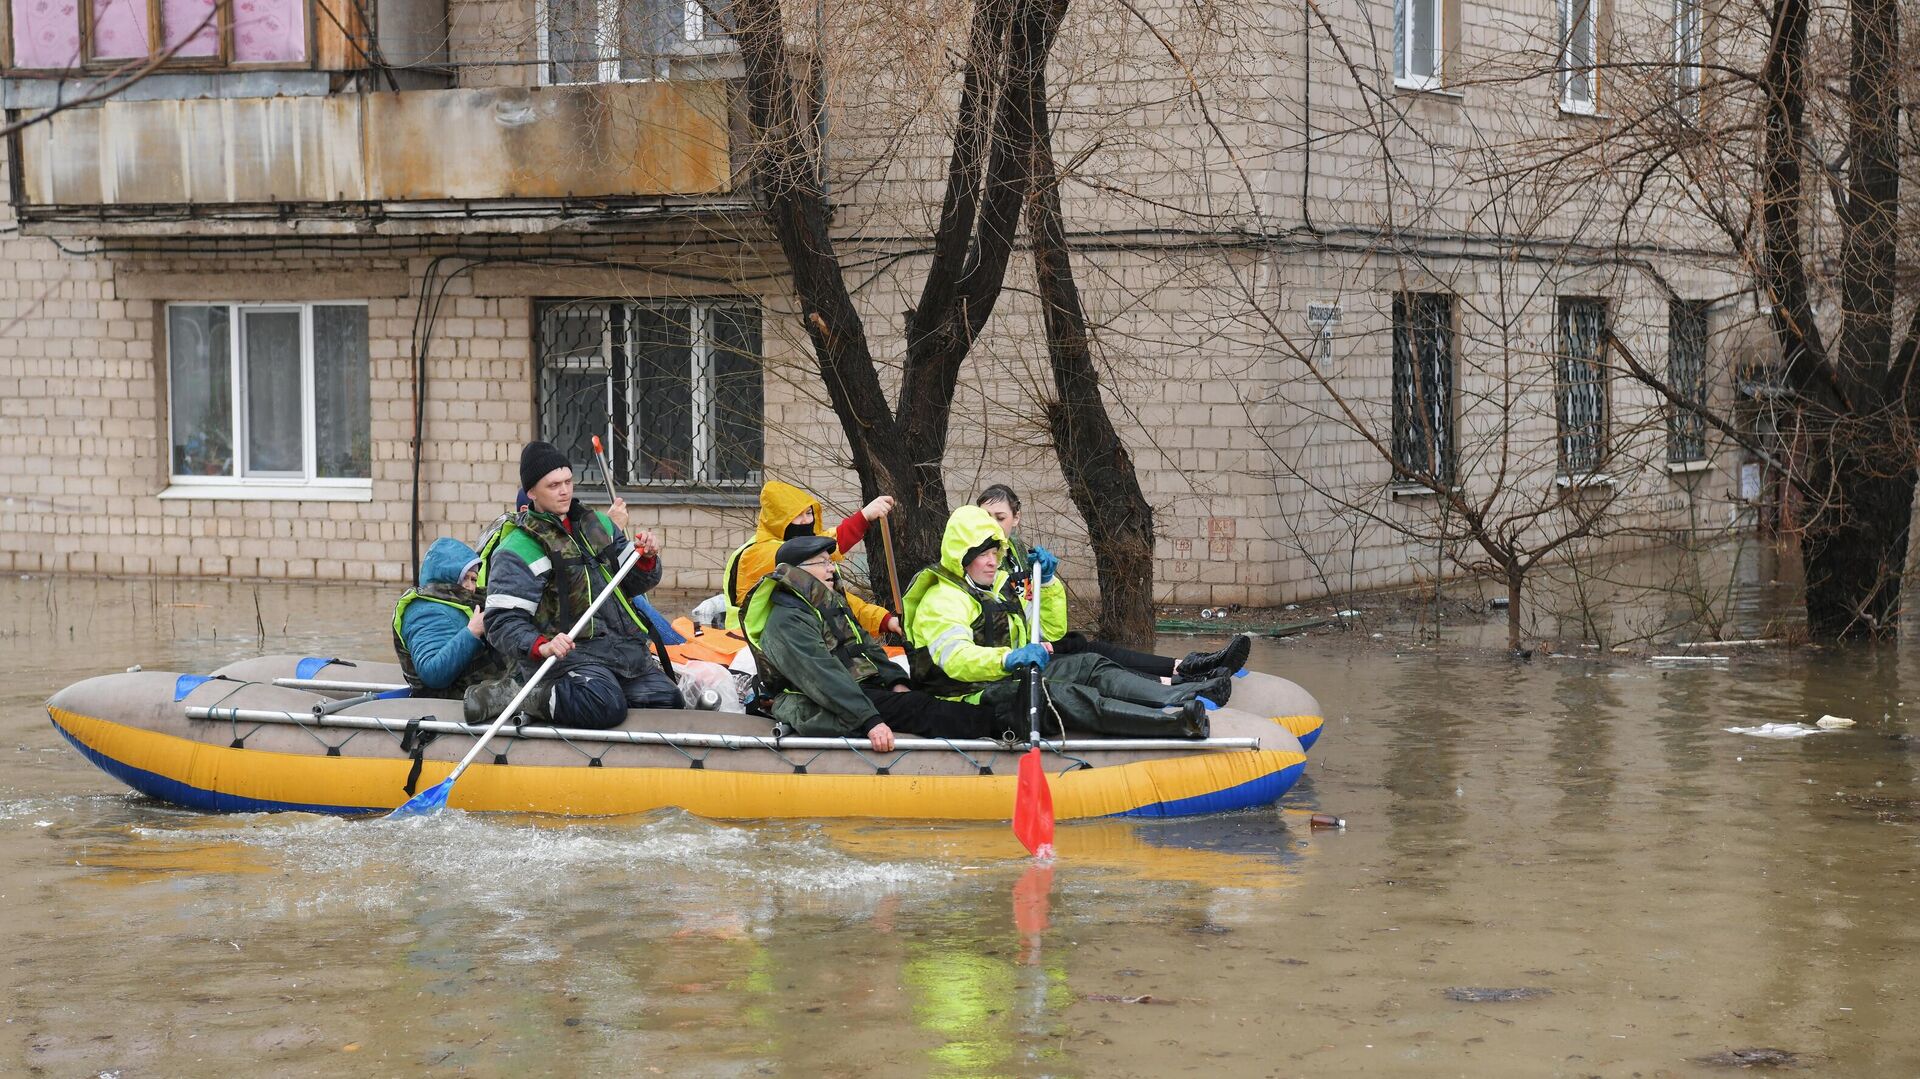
47, 653, 1323, 821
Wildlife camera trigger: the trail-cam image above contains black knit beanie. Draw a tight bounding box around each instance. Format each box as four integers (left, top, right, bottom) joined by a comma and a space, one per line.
519, 441, 572, 493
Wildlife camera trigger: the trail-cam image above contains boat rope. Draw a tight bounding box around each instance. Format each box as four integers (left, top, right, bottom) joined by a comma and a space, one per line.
546, 725, 612, 768
652, 737, 716, 770
181, 702, 1261, 779
939, 738, 998, 776
837, 738, 911, 776
204, 681, 273, 749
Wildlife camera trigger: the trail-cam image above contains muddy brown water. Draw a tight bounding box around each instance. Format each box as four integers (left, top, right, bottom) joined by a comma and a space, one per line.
4, 575, 1918, 1076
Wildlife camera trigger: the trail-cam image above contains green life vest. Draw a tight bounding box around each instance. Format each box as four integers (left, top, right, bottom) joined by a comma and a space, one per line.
740, 564, 881, 696
390, 582, 514, 697
902, 564, 1028, 699
491, 507, 651, 644
721, 541, 751, 629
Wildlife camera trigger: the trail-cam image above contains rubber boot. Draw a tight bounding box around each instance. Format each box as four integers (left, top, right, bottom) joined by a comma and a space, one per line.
1088, 697, 1209, 739
1170, 671, 1233, 707
1176, 634, 1251, 680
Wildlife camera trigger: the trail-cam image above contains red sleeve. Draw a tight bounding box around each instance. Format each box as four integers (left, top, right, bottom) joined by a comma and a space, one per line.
637, 554, 657, 573
530, 635, 548, 659
835, 513, 869, 554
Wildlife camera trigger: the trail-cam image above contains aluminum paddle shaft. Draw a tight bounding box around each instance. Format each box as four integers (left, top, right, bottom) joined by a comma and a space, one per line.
390, 543, 644, 816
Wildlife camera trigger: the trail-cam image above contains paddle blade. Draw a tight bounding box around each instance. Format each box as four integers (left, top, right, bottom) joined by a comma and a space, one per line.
387, 778, 451, 819
1012, 747, 1055, 859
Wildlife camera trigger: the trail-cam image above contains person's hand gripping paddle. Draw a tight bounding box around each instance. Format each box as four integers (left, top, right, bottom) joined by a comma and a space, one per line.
1012, 563, 1055, 860
389, 546, 643, 817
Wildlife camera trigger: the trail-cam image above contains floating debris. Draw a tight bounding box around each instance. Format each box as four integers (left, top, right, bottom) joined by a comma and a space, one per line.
1816, 714, 1856, 729
1736, 722, 1822, 738
1443, 986, 1552, 1003
1082, 993, 1174, 1005
1692, 1047, 1801, 1068
1651, 655, 1730, 669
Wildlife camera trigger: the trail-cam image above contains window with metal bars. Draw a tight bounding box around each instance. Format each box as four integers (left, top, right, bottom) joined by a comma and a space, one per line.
1667, 300, 1709, 463
535, 299, 764, 493
1556, 298, 1610, 476
1391, 292, 1456, 487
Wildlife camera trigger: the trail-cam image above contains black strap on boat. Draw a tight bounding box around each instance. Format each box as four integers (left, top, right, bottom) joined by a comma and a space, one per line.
399, 716, 439, 796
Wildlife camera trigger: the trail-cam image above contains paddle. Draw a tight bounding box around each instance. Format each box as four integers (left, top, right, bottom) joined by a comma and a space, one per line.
389, 545, 644, 817
878, 516, 905, 629
590, 435, 620, 505
1011, 563, 1055, 860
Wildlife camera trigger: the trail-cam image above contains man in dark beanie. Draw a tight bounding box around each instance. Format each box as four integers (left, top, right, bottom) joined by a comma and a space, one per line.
481, 441, 681, 727
740, 533, 1007, 751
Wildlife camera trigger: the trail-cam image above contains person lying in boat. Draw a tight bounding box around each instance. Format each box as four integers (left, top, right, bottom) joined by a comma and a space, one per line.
722, 481, 900, 636
392, 536, 515, 698
743, 534, 1008, 751
903, 506, 1224, 740
482, 441, 682, 728
975, 484, 1250, 693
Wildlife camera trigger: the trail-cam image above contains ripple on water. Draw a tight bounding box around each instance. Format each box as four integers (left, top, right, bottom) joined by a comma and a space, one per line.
126, 810, 951, 916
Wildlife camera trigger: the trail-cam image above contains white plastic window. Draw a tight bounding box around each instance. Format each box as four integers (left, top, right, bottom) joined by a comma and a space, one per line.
166, 302, 370, 493
1394, 0, 1443, 90
1558, 0, 1597, 113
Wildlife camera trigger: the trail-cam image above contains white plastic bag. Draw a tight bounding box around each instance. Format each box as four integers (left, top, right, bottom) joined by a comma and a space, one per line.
678, 659, 744, 713
691, 593, 729, 628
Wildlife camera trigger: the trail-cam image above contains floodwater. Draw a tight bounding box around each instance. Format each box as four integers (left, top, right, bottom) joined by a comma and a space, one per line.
5, 575, 1919, 1076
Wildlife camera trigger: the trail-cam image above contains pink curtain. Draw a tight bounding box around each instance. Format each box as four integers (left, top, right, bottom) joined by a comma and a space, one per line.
89, 0, 150, 59
232, 0, 304, 62
161, 0, 220, 56
10, 0, 82, 67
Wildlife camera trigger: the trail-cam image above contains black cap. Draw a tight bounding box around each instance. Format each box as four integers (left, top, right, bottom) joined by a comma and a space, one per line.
519, 441, 572, 493
775, 534, 837, 568
961, 537, 1002, 570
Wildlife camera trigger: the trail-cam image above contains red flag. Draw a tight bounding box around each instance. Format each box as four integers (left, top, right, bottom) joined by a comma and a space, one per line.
1013, 745, 1055, 859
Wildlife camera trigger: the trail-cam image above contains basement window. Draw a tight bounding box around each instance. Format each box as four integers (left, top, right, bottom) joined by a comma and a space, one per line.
163, 302, 371, 500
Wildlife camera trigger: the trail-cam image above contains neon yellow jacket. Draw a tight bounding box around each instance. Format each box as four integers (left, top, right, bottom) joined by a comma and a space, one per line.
902, 505, 1066, 694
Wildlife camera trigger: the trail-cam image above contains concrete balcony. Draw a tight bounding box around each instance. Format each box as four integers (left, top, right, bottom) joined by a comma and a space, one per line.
8, 79, 744, 236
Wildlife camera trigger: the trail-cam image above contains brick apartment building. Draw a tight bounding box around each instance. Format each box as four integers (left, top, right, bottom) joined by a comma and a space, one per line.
0, 0, 1765, 606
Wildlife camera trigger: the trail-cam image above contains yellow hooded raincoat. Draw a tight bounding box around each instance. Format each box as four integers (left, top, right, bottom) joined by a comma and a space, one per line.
723, 480, 892, 637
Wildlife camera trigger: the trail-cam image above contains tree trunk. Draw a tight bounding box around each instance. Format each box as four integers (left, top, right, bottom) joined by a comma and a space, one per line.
1800, 434, 1914, 638
730, 0, 1058, 580
1505, 566, 1524, 654
1023, 3, 1158, 646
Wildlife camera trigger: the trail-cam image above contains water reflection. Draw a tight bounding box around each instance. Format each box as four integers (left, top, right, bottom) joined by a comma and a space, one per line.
10, 574, 1920, 1073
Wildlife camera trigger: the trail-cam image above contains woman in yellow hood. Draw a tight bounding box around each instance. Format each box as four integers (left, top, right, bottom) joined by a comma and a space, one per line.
723, 480, 900, 636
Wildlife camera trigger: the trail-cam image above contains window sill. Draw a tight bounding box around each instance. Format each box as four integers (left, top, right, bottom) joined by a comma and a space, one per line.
1665, 459, 1713, 475
159, 481, 373, 502
1393, 82, 1462, 99
1389, 484, 1462, 500
1558, 105, 1608, 120
586, 489, 760, 509
1554, 473, 1616, 490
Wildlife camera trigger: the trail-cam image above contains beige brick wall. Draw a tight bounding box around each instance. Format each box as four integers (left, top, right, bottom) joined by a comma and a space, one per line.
0, 0, 1762, 608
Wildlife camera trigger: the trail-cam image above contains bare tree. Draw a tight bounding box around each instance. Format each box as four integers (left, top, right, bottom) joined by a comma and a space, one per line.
730, 0, 1056, 573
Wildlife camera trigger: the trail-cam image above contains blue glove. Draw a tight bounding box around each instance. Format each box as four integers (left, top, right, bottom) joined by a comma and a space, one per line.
1003, 643, 1051, 672
1028, 546, 1060, 585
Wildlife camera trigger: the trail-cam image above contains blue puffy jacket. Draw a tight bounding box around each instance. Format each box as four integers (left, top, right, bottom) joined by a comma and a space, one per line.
398, 537, 486, 691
